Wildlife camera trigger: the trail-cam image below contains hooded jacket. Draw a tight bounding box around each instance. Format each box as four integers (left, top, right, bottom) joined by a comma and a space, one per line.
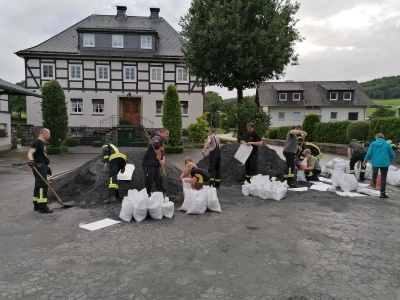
364, 138, 395, 167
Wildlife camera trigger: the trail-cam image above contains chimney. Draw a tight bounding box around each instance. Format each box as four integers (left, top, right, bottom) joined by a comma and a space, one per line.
149, 8, 160, 20
116, 6, 127, 19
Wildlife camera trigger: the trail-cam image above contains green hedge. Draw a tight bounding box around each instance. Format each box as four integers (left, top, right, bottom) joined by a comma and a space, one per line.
277, 126, 292, 140
313, 121, 351, 144
64, 137, 78, 147
165, 146, 184, 153
47, 145, 68, 154
93, 140, 105, 147
267, 128, 278, 139
130, 142, 148, 147
346, 121, 369, 143
369, 117, 400, 141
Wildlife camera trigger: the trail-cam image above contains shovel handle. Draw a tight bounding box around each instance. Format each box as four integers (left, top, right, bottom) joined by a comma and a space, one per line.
143, 128, 168, 178
31, 166, 65, 206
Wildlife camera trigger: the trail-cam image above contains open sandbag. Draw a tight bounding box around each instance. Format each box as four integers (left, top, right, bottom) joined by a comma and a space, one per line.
207, 187, 222, 212
133, 189, 149, 222
119, 194, 136, 222
162, 197, 174, 218
179, 188, 195, 211
339, 173, 359, 192
147, 192, 164, 220
187, 188, 208, 214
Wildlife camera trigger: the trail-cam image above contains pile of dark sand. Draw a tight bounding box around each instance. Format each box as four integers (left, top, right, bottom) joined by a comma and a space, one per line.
51, 144, 286, 206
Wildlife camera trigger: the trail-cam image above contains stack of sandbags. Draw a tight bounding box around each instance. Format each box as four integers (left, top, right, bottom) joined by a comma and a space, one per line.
241, 174, 288, 201
179, 186, 222, 214
119, 189, 174, 222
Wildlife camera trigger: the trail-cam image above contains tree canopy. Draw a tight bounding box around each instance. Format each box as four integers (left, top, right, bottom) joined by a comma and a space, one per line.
180, 0, 303, 103
9, 80, 26, 118
369, 106, 396, 119
40, 80, 69, 147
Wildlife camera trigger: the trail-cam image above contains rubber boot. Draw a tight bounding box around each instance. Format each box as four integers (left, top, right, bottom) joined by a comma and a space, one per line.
33, 202, 39, 212
214, 181, 220, 189
380, 192, 389, 198
104, 189, 117, 204
38, 203, 53, 214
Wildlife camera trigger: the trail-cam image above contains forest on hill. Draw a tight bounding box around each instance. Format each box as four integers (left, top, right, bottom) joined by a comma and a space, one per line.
360, 75, 400, 99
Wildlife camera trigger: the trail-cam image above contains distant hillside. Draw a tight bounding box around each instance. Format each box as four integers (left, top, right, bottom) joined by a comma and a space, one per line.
224, 97, 237, 103
360, 75, 400, 99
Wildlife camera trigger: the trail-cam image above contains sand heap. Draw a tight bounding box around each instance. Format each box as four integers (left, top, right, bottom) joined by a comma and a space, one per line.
51, 144, 286, 206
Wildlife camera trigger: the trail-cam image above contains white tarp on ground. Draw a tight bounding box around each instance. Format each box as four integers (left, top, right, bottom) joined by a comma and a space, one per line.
234, 144, 253, 164
79, 218, 121, 231
117, 163, 135, 180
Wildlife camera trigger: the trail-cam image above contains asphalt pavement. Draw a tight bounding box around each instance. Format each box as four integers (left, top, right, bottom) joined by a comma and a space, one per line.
1, 142, 400, 299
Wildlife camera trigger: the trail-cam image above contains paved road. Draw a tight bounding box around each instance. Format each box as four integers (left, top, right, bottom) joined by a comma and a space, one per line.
1, 144, 400, 299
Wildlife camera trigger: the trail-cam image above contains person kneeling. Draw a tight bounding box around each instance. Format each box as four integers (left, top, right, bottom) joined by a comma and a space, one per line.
302, 148, 321, 181
184, 162, 210, 190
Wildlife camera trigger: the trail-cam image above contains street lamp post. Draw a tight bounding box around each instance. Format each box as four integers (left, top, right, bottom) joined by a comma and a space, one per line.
210, 111, 220, 129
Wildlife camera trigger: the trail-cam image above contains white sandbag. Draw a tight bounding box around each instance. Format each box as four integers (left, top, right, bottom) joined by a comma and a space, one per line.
162, 197, 174, 218
147, 192, 164, 220
339, 174, 359, 192
331, 170, 345, 188
297, 170, 306, 182
207, 187, 222, 212
387, 169, 400, 186
267, 186, 287, 201
249, 185, 262, 197
325, 160, 334, 169
354, 164, 360, 180
182, 178, 192, 189
187, 189, 208, 214
133, 194, 148, 222
128, 189, 139, 199
119, 196, 135, 222
333, 158, 346, 164
179, 188, 195, 211
334, 162, 348, 173
258, 187, 268, 199
298, 157, 308, 170
389, 165, 398, 172
357, 187, 380, 196
242, 182, 250, 196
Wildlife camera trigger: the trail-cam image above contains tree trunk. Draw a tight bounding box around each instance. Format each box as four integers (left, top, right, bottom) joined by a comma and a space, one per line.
236, 87, 244, 143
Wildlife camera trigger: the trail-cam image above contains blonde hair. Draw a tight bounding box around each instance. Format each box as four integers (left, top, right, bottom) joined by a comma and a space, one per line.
302, 148, 311, 156
184, 156, 193, 165
185, 162, 197, 173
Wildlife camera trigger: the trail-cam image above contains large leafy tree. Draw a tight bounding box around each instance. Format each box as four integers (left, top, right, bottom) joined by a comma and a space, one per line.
40, 80, 69, 147
180, 0, 303, 139
369, 106, 396, 119
9, 80, 26, 118
162, 84, 182, 146
205, 91, 226, 128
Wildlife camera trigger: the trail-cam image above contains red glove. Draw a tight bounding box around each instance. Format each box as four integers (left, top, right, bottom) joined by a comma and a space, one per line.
28, 160, 34, 167
121, 167, 125, 174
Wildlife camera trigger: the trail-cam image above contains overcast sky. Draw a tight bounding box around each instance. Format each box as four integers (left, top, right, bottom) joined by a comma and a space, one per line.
0, 0, 399, 99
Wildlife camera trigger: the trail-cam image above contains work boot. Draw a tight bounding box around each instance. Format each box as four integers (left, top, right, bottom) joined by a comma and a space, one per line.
214, 182, 220, 189
380, 192, 389, 198
33, 202, 39, 212
288, 182, 298, 188
38, 205, 53, 214
104, 196, 117, 204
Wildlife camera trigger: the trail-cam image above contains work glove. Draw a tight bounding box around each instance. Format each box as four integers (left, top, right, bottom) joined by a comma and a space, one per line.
28, 160, 34, 167
121, 166, 125, 174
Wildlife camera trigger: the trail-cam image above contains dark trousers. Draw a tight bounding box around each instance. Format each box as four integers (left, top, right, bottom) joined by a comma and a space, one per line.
372, 166, 389, 193
208, 148, 221, 184
32, 163, 48, 206
143, 165, 164, 196
108, 158, 125, 197
245, 154, 258, 182
305, 169, 321, 181
349, 153, 366, 180
283, 151, 296, 184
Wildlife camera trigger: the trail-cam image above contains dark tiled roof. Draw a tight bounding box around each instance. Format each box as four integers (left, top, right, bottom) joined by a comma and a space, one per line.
0, 78, 42, 97
16, 13, 182, 59
257, 81, 374, 107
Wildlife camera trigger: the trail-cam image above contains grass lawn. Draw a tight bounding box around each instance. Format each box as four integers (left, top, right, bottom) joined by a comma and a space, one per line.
366, 98, 400, 117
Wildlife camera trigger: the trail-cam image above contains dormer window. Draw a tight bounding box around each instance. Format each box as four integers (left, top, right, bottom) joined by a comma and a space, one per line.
343, 92, 352, 100
83, 34, 95, 47
279, 93, 287, 101
293, 93, 301, 101
329, 92, 338, 100
141, 36, 152, 49
112, 35, 123, 48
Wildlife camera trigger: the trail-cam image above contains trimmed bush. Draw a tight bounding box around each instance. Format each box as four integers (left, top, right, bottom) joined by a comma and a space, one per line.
162, 84, 182, 147
369, 117, 400, 141
313, 121, 351, 144
345, 121, 369, 143
164, 146, 184, 153
47, 145, 68, 154
64, 137, 78, 147
277, 126, 292, 140
267, 128, 278, 139
302, 114, 320, 142
93, 140, 105, 147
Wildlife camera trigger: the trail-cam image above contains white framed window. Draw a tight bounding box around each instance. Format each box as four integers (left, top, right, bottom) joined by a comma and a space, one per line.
69, 64, 82, 80
83, 34, 95, 47
156, 101, 163, 116
71, 99, 83, 114
330, 92, 338, 100
278, 112, 285, 120
181, 101, 188, 116
41, 63, 55, 79
96, 66, 110, 81
112, 35, 123, 48
141, 36, 152, 49
293, 93, 301, 101
177, 67, 189, 83
348, 112, 358, 121
151, 67, 163, 82
331, 112, 338, 120
343, 92, 352, 100
279, 93, 287, 101
92, 99, 104, 114
293, 112, 301, 121
123, 66, 137, 82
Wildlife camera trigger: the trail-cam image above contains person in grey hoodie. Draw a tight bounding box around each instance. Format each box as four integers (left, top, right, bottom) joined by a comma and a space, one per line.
362, 133, 396, 198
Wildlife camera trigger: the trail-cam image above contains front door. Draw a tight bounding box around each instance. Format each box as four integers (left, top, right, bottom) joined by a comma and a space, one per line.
122, 98, 141, 124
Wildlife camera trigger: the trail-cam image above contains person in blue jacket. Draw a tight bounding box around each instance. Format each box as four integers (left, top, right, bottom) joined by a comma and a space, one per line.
362, 133, 396, 198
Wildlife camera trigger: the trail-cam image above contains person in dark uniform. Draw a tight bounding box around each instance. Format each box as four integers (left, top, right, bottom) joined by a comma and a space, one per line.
347, 139, 367, 181
184, 162, 211, 190
283, 125, 307, 187
202, 128, 221, 188
102, 143, 127, 203
142, 128, 169, 197
27, 128, 52, 213
297, 139, 324, 162
240, 122, 262, 183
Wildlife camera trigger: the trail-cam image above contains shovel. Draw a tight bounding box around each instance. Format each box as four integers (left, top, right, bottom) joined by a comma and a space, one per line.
31, 166, 75, 208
